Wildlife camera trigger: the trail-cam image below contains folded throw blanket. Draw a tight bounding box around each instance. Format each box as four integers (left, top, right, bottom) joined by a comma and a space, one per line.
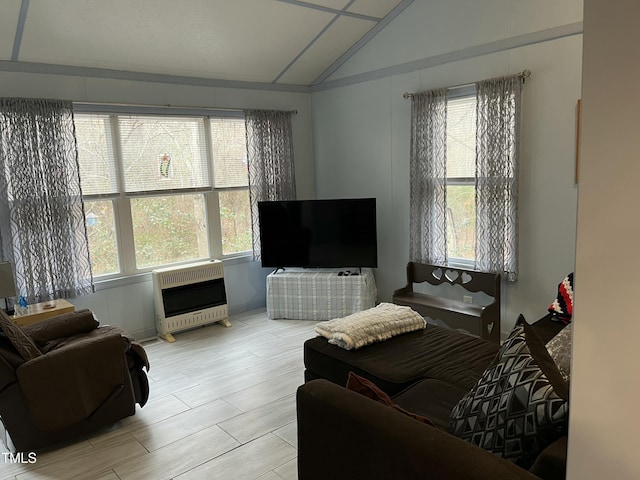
315, 303, 426, 350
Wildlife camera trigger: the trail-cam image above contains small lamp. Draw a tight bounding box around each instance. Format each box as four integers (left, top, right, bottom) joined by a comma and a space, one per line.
0, 262, 17, 315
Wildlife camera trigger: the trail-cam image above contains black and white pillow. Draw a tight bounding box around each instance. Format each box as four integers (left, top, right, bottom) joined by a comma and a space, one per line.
449, 315, 569, 469
546, 323, 572, 382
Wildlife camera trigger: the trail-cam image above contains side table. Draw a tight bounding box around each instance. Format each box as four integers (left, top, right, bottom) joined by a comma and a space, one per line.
11, 299, 75, 327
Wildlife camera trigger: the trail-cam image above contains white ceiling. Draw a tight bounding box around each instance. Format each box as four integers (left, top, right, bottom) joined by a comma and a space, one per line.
0, 0, 413, 89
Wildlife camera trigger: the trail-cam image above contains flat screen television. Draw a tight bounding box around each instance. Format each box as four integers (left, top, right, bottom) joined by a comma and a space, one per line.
258, 198, 377, 269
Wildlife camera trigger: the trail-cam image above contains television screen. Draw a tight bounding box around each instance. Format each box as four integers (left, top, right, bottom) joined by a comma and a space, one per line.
258, 198, 377, 269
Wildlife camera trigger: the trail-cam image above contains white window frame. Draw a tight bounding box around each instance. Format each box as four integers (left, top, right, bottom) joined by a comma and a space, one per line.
74, 104, 252, 281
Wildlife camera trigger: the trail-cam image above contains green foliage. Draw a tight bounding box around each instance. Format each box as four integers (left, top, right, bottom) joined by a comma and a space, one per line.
219, 190, 252, 254
132, 195, 208, 268
446, 185, 476, 260
85, 201, 119, 276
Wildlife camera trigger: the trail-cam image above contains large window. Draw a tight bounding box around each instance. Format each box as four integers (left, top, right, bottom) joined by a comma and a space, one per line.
75, 111, 251, 277
410, 73, 522, 279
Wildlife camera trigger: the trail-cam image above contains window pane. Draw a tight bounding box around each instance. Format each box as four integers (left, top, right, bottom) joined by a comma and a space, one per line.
119, 116, 210, 194
75, 114, 118, 195
85, 200, 119, 275
131, 194, 209, 268
210, 118, 248, 188
447, 96, 476, 179
219, 189, 252, 255
447, 93, 476, 262
446, 184, 476, 260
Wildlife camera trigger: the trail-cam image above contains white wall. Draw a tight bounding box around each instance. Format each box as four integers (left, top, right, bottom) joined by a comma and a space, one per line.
311, 0, 583, 335
568, 0, 640, 478
0, 70, 315, 338
328, 0, 583, 81
1, 0, 585, 340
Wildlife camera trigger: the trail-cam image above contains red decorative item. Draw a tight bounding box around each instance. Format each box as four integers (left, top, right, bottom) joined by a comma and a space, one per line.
548, 273, 574, 322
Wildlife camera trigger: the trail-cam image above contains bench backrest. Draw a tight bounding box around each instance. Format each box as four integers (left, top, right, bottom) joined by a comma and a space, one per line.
406, 262, 500, 298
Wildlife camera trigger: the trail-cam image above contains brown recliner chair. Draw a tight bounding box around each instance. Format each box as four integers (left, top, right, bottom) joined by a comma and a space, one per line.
0, 308, 149, 452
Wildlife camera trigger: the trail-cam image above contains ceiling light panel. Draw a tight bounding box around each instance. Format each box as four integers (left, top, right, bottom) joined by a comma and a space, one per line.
19, 0, 335, 83
0, 0, 22, 61
276, 15, 375, 85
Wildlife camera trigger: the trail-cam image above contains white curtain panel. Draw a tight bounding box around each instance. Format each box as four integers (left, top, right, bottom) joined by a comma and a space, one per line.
409, 88, 449, 265
244, 109, 296, 260
474, 75, 522, 281
0, 98, 93, 303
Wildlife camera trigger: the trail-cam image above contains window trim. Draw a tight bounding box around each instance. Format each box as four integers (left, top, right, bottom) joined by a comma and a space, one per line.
73, 102, 244, 119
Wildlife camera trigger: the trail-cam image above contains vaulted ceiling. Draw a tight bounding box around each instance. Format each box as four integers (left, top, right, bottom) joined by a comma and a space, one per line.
0, 0, 413, 90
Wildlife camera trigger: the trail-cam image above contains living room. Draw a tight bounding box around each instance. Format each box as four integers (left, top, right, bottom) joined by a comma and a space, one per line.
1, 0, 638, 479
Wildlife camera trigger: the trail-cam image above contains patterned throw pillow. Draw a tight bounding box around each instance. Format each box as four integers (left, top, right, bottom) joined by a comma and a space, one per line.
449, 315, 569, 469
548, 273, 574, 322
546, 324, 572, 382
0, 308, 42, 361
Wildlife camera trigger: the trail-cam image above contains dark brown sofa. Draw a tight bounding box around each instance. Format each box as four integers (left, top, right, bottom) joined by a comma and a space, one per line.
299, 314, 567, 480
0, 308, 149, 452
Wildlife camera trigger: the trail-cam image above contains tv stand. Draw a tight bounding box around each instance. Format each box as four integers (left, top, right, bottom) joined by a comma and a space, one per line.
266, 268, 377, 320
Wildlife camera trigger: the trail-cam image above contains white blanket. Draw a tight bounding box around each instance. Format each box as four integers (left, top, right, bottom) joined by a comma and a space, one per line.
315, 303, 426, 350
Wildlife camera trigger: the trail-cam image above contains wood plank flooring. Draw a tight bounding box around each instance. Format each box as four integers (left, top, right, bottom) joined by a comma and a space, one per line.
1, 309, 317, 480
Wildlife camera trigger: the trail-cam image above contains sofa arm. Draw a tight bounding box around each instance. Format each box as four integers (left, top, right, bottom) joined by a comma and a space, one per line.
297, 380, 541, 480
17, 332, 126, 430
529, 436, 568, 480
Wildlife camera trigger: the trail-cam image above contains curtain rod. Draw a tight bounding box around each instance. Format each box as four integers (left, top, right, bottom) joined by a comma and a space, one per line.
402, 69, 531, 99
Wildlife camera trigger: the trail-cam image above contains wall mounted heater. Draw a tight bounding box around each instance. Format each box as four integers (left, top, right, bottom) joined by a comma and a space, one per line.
153, 260, 230, 342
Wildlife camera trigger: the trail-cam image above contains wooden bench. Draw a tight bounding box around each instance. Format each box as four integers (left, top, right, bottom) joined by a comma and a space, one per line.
392, 262, 501, 344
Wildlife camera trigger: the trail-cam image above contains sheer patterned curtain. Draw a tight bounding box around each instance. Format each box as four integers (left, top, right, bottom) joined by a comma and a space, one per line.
0, 98, 93, 303
244, 110, 296, 260
409, 89, 448, 265
474, 75, 523, 281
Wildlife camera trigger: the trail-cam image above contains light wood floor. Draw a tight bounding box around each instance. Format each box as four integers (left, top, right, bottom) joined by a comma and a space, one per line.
1, 309, 317, 480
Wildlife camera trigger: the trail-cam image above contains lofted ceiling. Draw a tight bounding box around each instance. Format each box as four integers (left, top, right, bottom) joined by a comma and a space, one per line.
0, 0, 413, 90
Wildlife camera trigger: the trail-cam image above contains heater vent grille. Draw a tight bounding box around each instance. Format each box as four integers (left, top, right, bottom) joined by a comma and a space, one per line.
156, 261, 224, 288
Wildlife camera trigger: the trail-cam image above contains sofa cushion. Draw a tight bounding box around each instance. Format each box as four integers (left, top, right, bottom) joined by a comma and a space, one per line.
449, 315, 569, 469
393, 378, 469, 431
305, 324, 499, 396
0, 308, 41, 361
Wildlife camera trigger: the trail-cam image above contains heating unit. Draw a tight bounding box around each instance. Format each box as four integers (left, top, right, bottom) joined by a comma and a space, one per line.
153, 260, 230, 342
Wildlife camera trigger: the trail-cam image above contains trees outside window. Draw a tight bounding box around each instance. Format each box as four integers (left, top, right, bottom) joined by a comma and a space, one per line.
75, 112, 251, 277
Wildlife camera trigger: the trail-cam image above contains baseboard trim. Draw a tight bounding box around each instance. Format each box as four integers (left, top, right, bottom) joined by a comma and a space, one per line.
132, 299, 267, 341
228, 299, 267, 317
